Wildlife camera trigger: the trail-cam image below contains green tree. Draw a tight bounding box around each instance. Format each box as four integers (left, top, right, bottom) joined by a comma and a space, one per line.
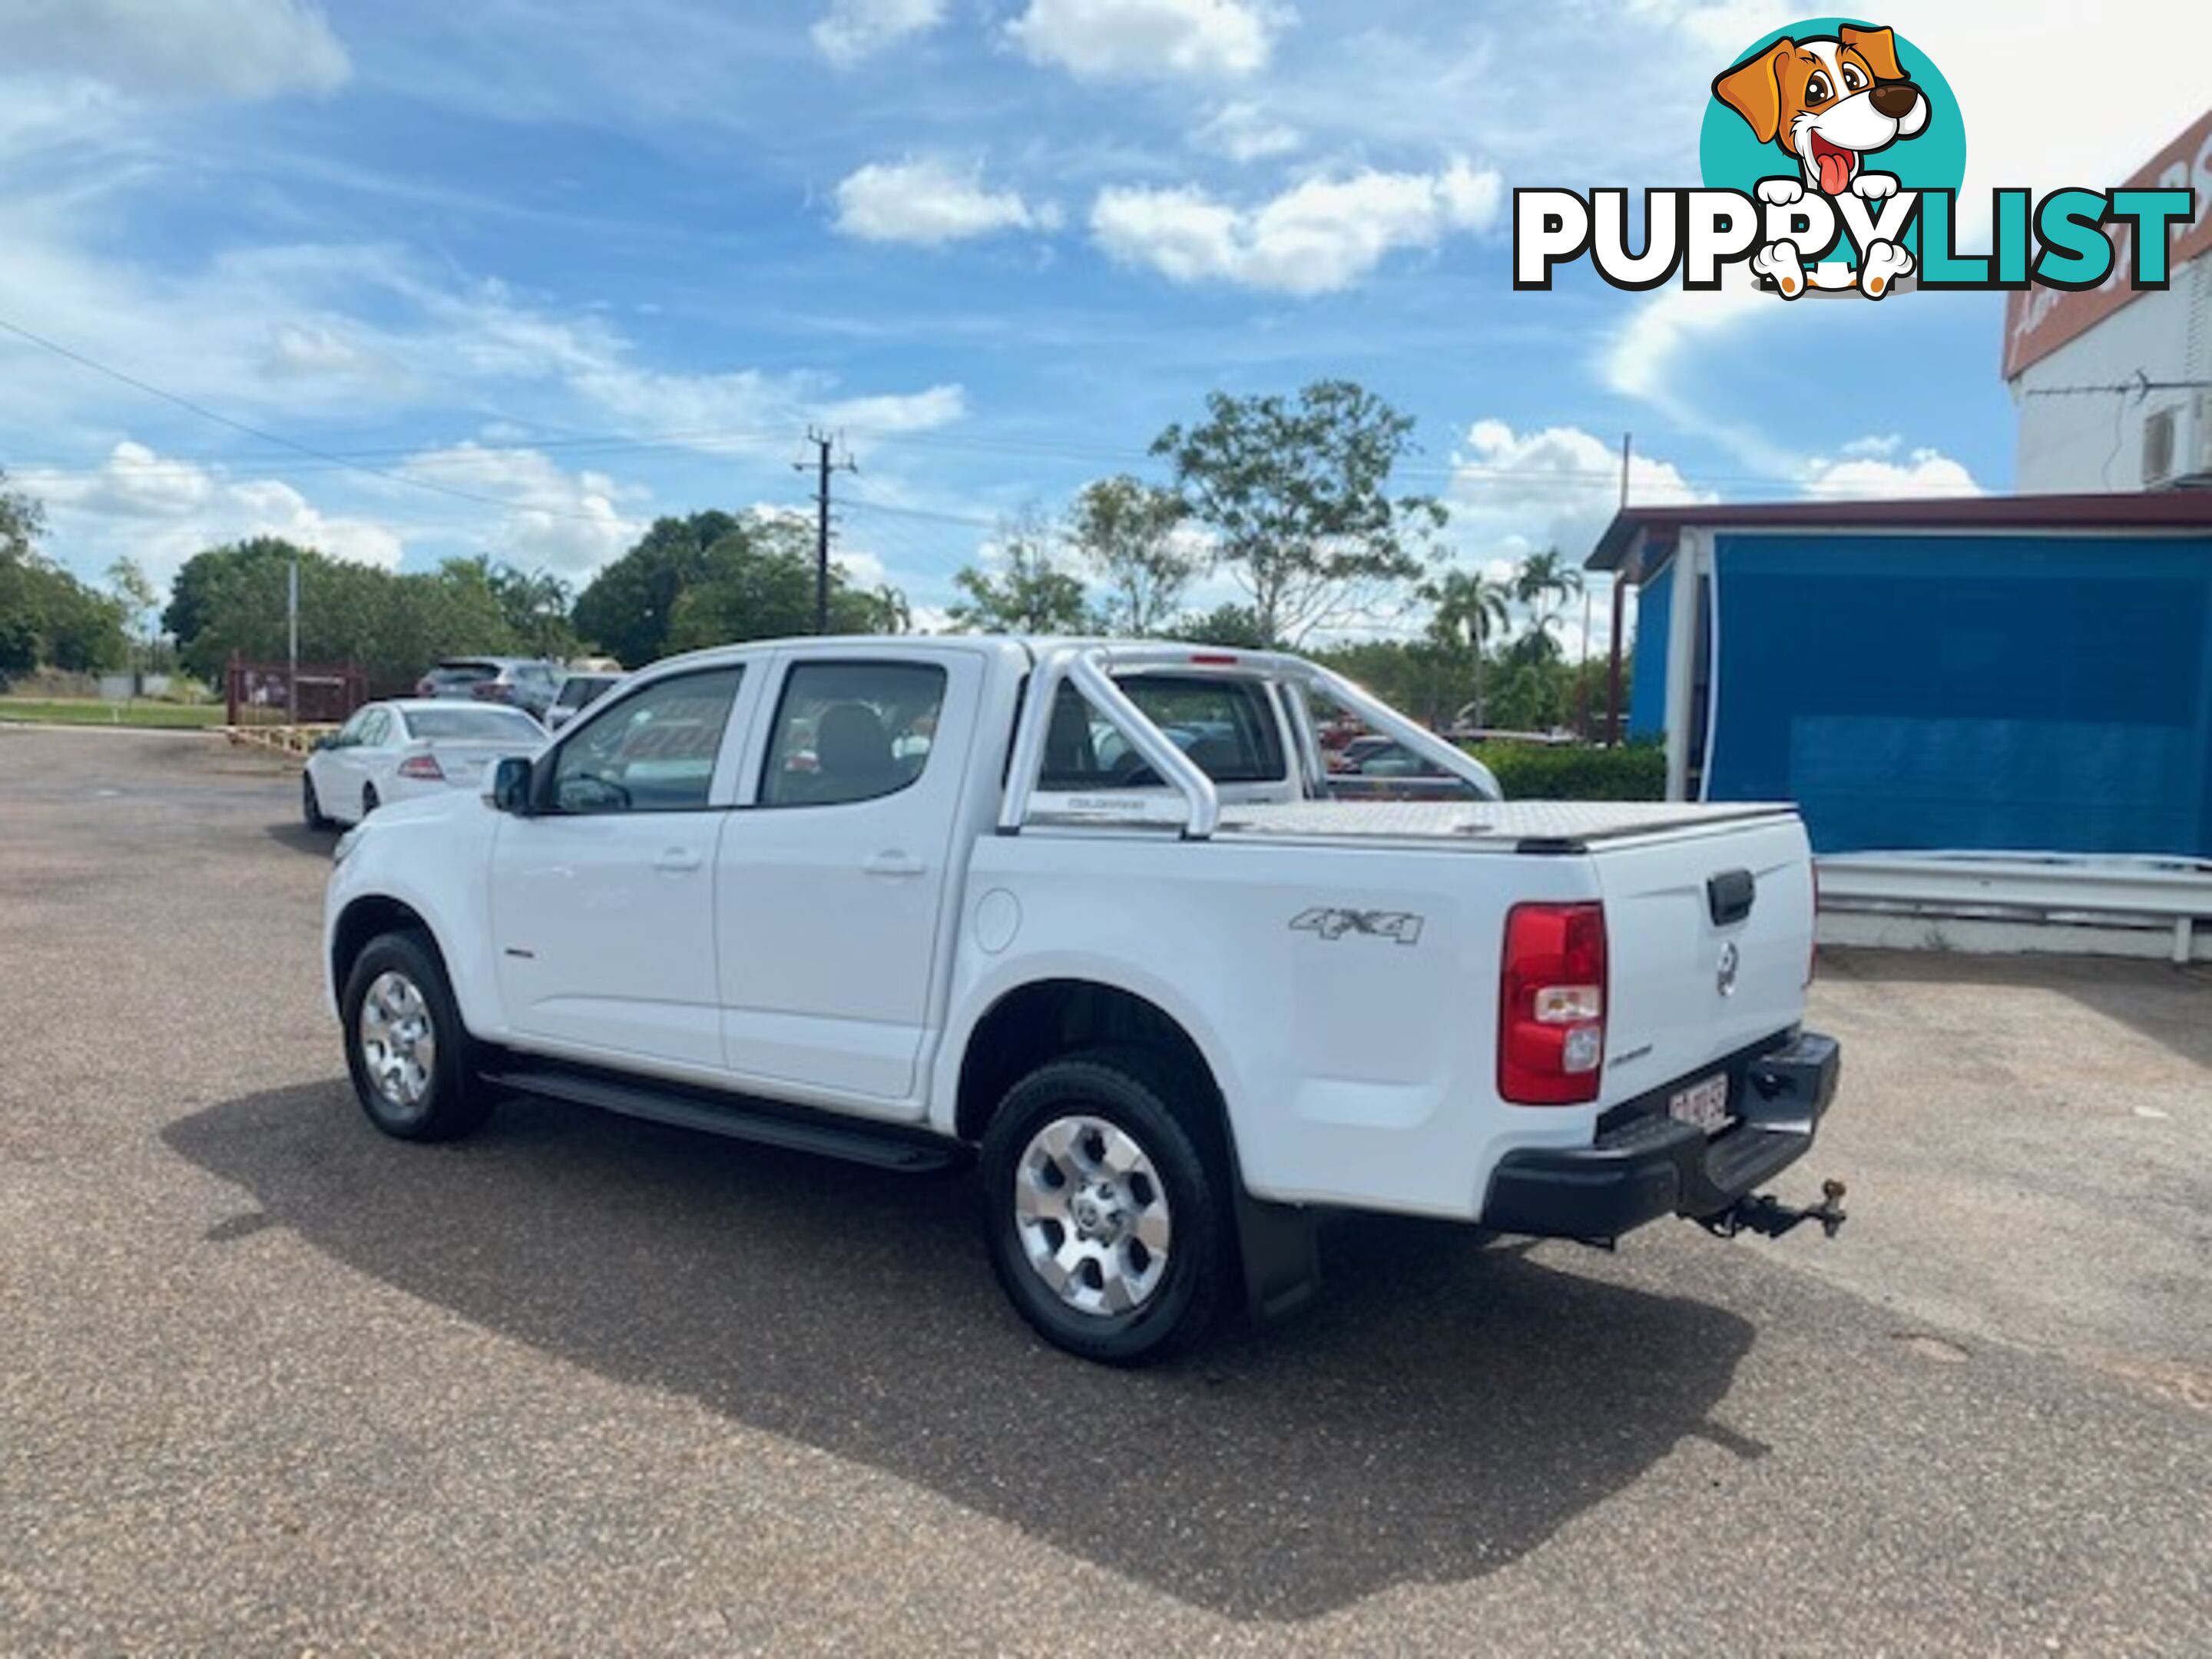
1151, 380, 1445, 646
1421, 566, 1512, 726
1167, 602, 1275, 651
0, 472, 129, 678
1065, 475, 1193, 637
0, 472, 50, 675
163, 538, 527, 688
948, 511, 1094, 634
490, 564, 578, 660
1512, 548, 1584, 651
664, 514, 909, 651
571, 510, 740, 667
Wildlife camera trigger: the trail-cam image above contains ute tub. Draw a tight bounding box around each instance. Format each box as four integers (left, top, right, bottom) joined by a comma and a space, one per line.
1213, 799, 1800, 851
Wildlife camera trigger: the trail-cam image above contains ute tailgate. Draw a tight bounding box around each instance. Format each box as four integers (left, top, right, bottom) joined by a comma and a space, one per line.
1590, 812, 1814, 1107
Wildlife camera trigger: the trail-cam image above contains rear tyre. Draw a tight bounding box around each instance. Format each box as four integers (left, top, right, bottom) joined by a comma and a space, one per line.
301, 771, 332, 830
979, 1051, 1230, 1365
340, 930, 493, 1142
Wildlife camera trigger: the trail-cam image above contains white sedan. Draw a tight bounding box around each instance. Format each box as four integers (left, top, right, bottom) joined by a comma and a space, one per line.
302, 699, 545, 829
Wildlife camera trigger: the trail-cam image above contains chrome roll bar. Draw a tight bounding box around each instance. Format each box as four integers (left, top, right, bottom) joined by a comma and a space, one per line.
998, 642, 1499, 839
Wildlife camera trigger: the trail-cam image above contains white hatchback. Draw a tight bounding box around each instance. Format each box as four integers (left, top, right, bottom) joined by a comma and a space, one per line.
303, 699, 545, 829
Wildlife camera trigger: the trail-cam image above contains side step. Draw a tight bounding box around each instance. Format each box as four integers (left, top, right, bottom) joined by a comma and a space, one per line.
481, 1064, 965, 1174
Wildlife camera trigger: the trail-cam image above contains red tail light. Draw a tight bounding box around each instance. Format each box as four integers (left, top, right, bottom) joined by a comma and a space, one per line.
1498, 902, 1608, 1105
397, 754, 445, 780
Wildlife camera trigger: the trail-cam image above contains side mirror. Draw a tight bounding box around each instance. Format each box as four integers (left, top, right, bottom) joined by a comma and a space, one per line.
490, 754, 535, 815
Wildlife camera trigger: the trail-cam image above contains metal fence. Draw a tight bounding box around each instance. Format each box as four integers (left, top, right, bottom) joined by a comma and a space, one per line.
224, 655, 369, 727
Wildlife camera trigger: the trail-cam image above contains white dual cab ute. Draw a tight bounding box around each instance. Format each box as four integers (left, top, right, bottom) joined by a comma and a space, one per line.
323, 635, 1844, 1363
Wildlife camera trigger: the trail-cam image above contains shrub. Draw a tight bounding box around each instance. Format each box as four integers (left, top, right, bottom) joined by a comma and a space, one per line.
1477, 740, 1665, 801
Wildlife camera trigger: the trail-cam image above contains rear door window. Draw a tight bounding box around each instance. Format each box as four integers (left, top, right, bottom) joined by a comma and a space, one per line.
760, 661, 949, 808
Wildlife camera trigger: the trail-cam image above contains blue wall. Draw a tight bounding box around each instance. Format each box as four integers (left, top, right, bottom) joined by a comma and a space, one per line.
1635, 531, 2212, 857
1627, 562, 1671, 741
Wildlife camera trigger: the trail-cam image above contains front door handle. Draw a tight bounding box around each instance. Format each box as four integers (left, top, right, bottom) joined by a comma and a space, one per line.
864, 849, 927, 878
654, 846, 704, 873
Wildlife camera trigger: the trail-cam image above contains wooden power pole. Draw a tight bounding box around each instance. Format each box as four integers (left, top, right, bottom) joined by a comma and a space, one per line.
796, 429, 856, 635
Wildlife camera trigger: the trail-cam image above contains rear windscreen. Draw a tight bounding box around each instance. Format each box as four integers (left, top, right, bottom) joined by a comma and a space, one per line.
406, 707, 541, 740
1039, 676, 1286, 790
423, 664, 497, 687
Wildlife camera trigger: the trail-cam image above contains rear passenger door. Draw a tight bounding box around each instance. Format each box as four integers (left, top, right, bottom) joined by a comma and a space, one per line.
714, 649, 979, 1108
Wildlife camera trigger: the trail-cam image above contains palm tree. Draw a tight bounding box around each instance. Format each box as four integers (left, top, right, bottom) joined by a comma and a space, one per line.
1421, 567, 1511, 727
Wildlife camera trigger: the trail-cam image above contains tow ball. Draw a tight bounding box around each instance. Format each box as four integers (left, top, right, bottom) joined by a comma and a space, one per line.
1703, 1178, 1849, 1241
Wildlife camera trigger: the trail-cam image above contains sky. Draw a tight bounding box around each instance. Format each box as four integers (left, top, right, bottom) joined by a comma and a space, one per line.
2, 0, 2208, 647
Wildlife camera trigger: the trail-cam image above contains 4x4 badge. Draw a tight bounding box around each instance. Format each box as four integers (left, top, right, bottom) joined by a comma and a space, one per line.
1290, 907, 1425, 946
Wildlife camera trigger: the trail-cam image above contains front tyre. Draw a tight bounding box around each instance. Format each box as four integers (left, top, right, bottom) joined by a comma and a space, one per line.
340, 931, 492, 1142
301, 770, 331, 830
979, 1053, 1230, 1365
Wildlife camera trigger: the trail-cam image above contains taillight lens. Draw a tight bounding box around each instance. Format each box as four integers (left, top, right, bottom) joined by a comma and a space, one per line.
1498, 902, 1608, 1105
397, 754, 444, 780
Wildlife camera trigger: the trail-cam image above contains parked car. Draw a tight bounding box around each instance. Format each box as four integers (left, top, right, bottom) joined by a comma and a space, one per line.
416, 657, 564, 720
303, 700, 545, 828
545, 671, 624, 733
324, 637, 1841, 1364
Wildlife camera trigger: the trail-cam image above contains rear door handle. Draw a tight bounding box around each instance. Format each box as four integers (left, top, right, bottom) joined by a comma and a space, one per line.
864, 850, 927, 878
654, 847, 704, 873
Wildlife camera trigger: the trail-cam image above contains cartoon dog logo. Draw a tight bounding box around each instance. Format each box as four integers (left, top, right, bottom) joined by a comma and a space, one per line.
1713, 24, 1930, 297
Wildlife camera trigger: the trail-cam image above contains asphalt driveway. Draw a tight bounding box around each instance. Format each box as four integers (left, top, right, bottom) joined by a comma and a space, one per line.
2, 727, 2206, 1654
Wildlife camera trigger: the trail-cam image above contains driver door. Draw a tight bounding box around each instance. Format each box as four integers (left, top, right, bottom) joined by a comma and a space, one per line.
488, 665, 754, 1069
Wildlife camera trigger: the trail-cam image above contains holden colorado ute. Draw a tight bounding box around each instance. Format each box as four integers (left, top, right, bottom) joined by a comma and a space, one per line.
323, 636, 1844, 1364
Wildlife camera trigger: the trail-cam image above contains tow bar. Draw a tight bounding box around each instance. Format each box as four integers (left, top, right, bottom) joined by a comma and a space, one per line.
1704, 1178, 1849, 1241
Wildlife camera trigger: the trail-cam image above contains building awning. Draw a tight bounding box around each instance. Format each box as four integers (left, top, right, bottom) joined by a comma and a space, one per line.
1588, 491, 2212, 577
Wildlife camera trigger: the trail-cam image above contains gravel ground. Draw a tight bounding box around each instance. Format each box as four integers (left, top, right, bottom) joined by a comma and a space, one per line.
2, 727, 2207, 1656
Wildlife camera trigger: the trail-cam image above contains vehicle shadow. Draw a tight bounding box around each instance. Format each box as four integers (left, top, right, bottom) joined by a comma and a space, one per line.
165, 1084, 1761, 1621
264, 822, 337, 856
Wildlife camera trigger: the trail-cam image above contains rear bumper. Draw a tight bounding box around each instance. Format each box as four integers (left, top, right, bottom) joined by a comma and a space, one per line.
1479, 1031, 1841, 1240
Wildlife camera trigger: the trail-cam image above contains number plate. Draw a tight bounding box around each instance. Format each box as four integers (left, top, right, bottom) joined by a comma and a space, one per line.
1667, 1072, 1733, 1134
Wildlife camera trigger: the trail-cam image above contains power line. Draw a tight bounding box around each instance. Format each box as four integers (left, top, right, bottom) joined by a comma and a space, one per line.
0, 313, 633, 525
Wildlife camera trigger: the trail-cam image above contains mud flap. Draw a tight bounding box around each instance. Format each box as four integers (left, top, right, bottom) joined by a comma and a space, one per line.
1236, 1189, 1320, 1325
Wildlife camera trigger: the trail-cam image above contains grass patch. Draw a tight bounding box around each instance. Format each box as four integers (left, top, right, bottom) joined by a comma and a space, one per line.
0, 697, 228, 730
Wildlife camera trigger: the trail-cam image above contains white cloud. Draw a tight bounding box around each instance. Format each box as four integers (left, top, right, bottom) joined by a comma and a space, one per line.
810, 0, 945, 68
0, 0, 350, 101
1008, 0, 1286, 81
1089, 158, 1500, 294
396, 445, 647, 575
260, 321, 373, 381
823, 384, 969, 434
36, 441, 403, 579
1620, 0, 1792, 56
1452, 419, 1709, 567
1800, 445, 1980, 500
1191, 101, 1300, 163
833, 156, 1060, 244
